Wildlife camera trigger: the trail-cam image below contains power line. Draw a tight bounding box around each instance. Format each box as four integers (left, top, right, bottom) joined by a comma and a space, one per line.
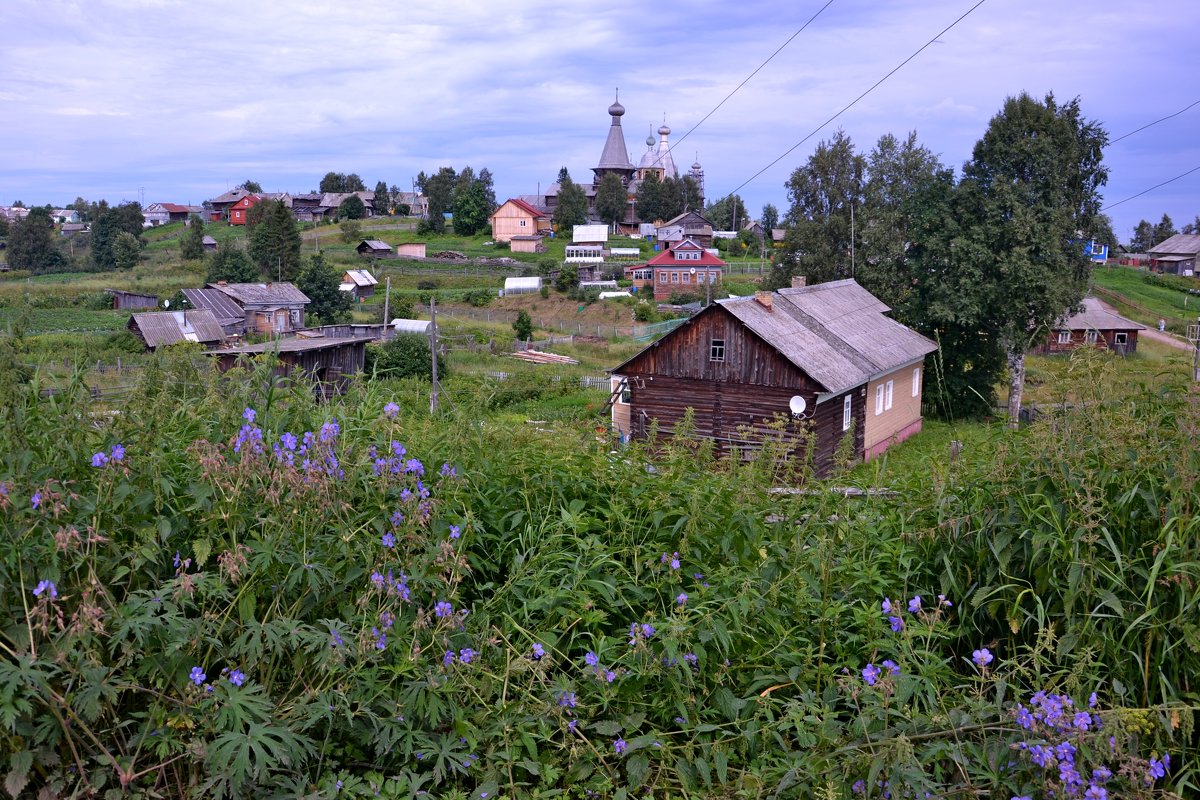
725, 0, 989, 199
1110, 99, 1200, 145
649, 1, 837, 169
1103, 165, 1200, 210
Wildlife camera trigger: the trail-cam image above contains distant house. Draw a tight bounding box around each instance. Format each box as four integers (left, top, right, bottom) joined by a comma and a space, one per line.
143, 203, 203, 226
504, 276, 542, 295
228, 195, 263, 226
1149, 234, 1200, 276
609, 279, 937, 474
657, 211, 714, 249
51, 209, 80, 224
356, 240, 393, 258
395, 242, 428, 259
638, 238, 724, 301
770, 228, 787, 245
489, 198, 550, 243
201, 235, 218, 252
393, 192, 429, 218
60, 223, 87, 236
1035, 297, 1147, 355
204, 281, 310, 334
128, 309, 225, 350
208, 188, 256, 221
341, 269, 379, 300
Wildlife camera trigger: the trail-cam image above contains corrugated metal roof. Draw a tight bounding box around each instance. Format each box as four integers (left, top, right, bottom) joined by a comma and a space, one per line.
1057, 297, 1147, 331
573, 225, 609, 243
344, 269, 378, 286
208, 282, 310, 306
182, 287, 245, 322
357, 240, 391, 252
215, 336, 373, 355
130, 309, 224, 349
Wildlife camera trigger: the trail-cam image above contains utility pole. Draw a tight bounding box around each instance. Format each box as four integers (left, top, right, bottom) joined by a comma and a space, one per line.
429, 296, 439, 414
1192, 316, 1200, 382
277, 256, 281, 282
850, 201, 856, 278
383, 276, 391, 332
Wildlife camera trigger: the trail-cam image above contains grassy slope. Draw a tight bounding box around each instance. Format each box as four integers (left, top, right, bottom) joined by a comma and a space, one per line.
1089, 265, 1200, 332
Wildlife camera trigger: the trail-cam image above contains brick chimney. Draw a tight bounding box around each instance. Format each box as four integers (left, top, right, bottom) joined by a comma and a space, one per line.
754, 291, 774, 311
791, 275, 807, 289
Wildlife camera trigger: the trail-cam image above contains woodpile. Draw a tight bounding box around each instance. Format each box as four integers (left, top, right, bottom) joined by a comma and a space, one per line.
510, 350, 579, 365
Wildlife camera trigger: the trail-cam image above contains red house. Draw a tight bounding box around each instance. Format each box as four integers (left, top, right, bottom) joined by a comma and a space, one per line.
228, 194, 263, 225
632, 238, 724, 301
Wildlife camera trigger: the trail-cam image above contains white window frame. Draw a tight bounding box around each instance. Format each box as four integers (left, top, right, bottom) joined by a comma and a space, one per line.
710, 338, 725, 362
885, 380, 894, 411
843, 395, 852, 431
875, 384, 884, 416
1085, 329, 1098, 344
912, 367, 920, 397
1057, 330, 1071, 344
671, 272, 679, 284
657, 272, 666, 283
1114, 332, 1128, 345
519, 219, 527, 227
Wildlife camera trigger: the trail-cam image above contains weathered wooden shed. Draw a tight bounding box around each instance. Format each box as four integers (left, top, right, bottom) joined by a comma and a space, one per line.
340, 269, 379, 300
128, 309, 225, 350
201, 235, 218, 252
610, 280, 936, 475
510, 234, 546, 253
356, 240, 393, 258
209, 336, 371, 396
107, 289, 159, 310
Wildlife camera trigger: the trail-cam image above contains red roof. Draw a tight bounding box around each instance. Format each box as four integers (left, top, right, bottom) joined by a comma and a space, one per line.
499, 197, 547, 219
646, 245, 726, 268
161, 203, 191, 213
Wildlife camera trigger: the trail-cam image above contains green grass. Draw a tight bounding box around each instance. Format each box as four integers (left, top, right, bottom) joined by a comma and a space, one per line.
0, 307, 130, 333
1089, 265, 1200, 332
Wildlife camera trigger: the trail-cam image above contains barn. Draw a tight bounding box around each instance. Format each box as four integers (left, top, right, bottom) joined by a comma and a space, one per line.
610, 280, 937, 474
210, 336, 371, 396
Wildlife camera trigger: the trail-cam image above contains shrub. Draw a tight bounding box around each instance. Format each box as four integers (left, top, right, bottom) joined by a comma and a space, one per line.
512, 310, 533, 341
464, 289, 494, 308
365, 332, 444, 380
339, 220, 363, 243
633, 300, 659, 322
539, 284, 550, 299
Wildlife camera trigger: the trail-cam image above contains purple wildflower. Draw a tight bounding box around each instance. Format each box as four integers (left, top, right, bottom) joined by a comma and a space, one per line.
91, 452, 109, 467
434, 601, 453, 618
640, 623, 655, 639
189, 667, 206, 686
33, 580, 58, 599
319, 419, 339, 442
404, 458, 424, 475
676, 592, 688, 605
31, 491, 42, 509
1073, 711, 1093, 731
384, 402, 399, 418
459, 648, 475, 664
449, 525, 461, 539
243, 408, 256, 424
613, 738, 627, 755
381, 532, 395, 548
557, 691, 577, 708
684, 652, 698, 666
881, 659, 900, 676
531, 643, 545, 660
1088, 692, 1099, 708
972, 648, 994, 669
229, 669, 246, 687
937, 594, 952, 607
881, 597, 893, 614
862, 663, 881, 686
330, 628, 344, 648
1148, 754, 1169, 781
109, 444, 125, 462
584, 651, 599, 667
853, 781, 866, 795
604, 670, 616, 683
888, 615, 904, 632
372, 628, 386, 650
908, 595, 922, 613
443, 650, 456, 667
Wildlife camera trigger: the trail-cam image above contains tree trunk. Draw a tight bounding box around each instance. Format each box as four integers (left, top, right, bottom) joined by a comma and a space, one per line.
1006, 346, 1026, 430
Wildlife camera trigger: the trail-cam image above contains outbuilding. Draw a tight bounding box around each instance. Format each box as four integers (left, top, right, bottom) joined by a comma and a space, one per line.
504, 276, 543, 295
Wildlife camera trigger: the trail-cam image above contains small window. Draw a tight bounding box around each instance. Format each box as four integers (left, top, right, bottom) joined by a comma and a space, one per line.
1114, 332, 1128, 345
658, 272, 666, 283
710, 338, 725, 362
1057, 330, 1071, 344
1085, 329, 1098, 344
912, 367, 920, 397
682, 272, 691, 283
874, 384, 884, 416
671, 272, 679, 283
885, 380, 894, 411
843, 395, 852, 431
519, 219, 527, 227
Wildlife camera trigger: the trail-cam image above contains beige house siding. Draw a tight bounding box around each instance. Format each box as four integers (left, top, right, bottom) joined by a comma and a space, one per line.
489, 201, 546, 242
611, 376, 632, 440
863, 360, 924, 460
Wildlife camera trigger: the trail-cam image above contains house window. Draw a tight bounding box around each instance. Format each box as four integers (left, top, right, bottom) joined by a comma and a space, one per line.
912, 367, 920, 397
1085, 329, 1098, 344
885, 380, 893, 411
843, 395, 852, 431
710, 338, 725, 362
1057, 330, 1071, 344
1114, 332, 1128, 345
671, 272, 679, 283
519, 219, 527, 227
658, 272, 666, 283
875, 384, 884, 416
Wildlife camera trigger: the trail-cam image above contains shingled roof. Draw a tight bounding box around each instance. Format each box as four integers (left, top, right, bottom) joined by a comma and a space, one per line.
1056, 297, 1146, 331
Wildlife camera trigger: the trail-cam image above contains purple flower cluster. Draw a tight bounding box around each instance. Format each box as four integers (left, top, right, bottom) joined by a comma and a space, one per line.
434, 601, 454, 618
235, 409, 264, 454
91, 443, 126, 468
627, 621, 656, 646
369, 569, 411, 601
881, 592, 952, 633
531, 643, 545, 660
440, 462, 457, 478
581, 650, 616, 683
661, 551, 681, 570
972, 647, 994, 669
33, 579, 58, 599
383, 402, 400, 419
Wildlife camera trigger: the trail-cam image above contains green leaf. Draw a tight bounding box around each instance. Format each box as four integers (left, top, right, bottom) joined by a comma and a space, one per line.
625, 754, 649, 789
193, 537, 212, 567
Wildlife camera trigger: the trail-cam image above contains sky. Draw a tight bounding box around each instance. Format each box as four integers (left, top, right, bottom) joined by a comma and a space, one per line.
2, 0, 1198, 241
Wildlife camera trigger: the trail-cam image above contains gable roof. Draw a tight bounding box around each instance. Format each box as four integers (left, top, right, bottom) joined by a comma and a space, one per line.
343, 269, 378, 286
646, 240, 725, 268
1150, 233, 1200, 256
207, 282, 310, 306
356, 240, 392, 252
662, 210, 713, 228
494, 197, 547, 219
130, 309, 225, 349
614, 279, 936, 399
1057, 297, 1147, 331
182, 287, 246, 322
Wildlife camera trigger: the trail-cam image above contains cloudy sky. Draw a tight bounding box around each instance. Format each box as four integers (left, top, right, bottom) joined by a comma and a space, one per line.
2, 0, 1197, 239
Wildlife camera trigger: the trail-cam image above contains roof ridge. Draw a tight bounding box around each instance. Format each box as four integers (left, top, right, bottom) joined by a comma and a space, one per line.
771, 294, 879, 374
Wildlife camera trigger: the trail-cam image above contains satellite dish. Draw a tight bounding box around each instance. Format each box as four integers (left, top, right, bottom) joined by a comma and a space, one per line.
162, 299, 170, 308
788, 396, 807, 416
689, 267, 696, 275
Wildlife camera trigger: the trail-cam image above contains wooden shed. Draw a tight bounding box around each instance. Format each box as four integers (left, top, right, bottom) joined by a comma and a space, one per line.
128, 309, 225, 350
356, 240, 393, 258
107, 289, 160, 310
396, 242, 428, 259
209, 336, 371, 396
610, 280, 936, 475
202, 235, 218, 252
510, 234, 546, 254
340, 269, 379, 300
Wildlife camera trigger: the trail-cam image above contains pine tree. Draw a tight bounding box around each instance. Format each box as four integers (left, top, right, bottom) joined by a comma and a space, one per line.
180, 218, 206, 261
553, 176, 588, 231
296, 253, 352, 324
249, 200, 302, 280
595, 173, 627, 228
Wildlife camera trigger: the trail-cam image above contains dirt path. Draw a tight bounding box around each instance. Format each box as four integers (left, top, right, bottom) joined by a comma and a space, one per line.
1094, 298, 1192, 352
